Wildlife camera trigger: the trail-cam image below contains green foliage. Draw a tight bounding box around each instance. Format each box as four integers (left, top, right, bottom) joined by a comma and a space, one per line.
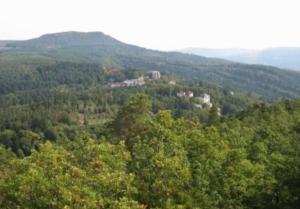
0, 145, 15, 169
0, 141, 141, 209
0, 94, 300, 209
1, 31, 300, 209
208, 103, 219, 125
112, 94, 152, 147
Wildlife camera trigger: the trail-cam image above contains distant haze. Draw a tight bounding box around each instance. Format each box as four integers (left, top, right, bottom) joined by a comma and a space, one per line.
180, 48, 300, 71
1, 0, 300, 50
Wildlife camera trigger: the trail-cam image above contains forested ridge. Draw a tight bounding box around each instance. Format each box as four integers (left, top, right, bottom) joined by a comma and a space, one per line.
1, 32, 300, 99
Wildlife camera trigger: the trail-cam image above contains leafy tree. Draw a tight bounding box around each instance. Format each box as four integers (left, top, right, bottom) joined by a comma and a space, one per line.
0, 141, 143, 209
112, 94, 152, 148
208, 103, 219, 125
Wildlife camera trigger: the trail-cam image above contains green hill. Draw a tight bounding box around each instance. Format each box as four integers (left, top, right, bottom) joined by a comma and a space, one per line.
6, 31, 123, 48
1, 31, 300, 99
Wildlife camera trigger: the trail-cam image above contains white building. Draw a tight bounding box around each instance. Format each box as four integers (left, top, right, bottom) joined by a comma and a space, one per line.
149, 71, 161, 79
195, 93, 211, 104
195, 104, 203, 108
177, 90, 194, 98
123, 76, 145, 86
217, 107, 222, 116
187, 91, 194, 98
168, 80, 176, 85
203, 93, 210, 104
177, 91, 186, 97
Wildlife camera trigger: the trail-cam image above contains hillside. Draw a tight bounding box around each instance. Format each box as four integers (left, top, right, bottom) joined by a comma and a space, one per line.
181, 47, 300, 71
1, 32, 300, 99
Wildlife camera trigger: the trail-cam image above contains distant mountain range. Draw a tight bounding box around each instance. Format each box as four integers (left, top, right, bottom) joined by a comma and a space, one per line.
1, 31, 300, 99
180, 48, 300, 71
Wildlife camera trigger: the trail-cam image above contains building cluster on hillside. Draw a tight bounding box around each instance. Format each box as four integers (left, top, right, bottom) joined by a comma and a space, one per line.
123, 76, 145, 86
107, 76, 145, 88
107, 70, 160, 88
177, 90, 194, 98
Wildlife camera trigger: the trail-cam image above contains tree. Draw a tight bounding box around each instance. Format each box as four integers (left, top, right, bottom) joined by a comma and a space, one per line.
112, 94, 152, 149
208, 103, 219, 125
0, 141, 142, 209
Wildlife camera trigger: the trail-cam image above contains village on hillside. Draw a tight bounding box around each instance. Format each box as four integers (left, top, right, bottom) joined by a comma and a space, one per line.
107, 71, 161, 88
106, 70, 221, 115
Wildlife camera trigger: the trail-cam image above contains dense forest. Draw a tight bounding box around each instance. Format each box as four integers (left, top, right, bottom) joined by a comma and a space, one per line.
0, 94, 299, 208
0, 65, 259, 155
0, 32, 300, 209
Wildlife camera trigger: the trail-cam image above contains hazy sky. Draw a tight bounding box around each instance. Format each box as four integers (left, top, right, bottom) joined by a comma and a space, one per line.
1, 0, 300, 50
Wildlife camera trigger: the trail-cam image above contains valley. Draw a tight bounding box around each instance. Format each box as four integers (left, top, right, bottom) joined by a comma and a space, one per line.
0, 31, 299, 209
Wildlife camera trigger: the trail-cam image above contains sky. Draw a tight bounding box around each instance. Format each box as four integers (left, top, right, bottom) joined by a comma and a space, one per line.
1, 0, 300, 50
